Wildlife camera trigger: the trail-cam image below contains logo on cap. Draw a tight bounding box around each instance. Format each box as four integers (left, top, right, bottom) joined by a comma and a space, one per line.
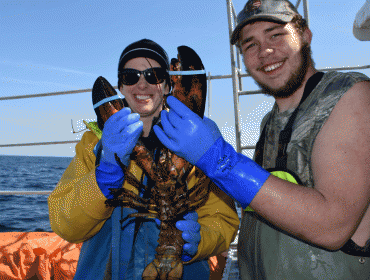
251, 0, 261, 10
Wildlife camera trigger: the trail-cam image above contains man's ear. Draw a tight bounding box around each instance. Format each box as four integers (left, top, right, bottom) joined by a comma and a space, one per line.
302, 28, 312, 45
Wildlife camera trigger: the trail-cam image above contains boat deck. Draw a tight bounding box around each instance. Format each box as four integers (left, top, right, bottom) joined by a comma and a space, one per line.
222, 230, 241, 280
221, 205, 242, 280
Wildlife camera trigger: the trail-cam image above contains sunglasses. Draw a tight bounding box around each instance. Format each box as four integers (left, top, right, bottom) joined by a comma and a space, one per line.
119, 67, 168, 86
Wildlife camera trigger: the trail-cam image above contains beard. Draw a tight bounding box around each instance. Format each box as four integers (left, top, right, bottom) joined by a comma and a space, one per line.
251, 43, 313, 99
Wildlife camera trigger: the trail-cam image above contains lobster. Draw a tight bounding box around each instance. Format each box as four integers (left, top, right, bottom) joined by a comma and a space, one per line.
91, 46, 209, 280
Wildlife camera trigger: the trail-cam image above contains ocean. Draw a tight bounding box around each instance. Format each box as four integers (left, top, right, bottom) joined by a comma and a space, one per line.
0, 155, 72, 232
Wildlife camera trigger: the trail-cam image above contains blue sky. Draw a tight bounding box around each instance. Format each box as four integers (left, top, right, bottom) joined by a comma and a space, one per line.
1, 0, 369, 158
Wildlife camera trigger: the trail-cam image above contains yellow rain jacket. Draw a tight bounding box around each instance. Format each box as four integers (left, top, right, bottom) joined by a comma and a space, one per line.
48, 130, 239, 278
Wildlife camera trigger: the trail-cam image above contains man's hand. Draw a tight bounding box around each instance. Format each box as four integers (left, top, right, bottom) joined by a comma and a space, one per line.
154, 96, 269, 209
153, 96, 221, 165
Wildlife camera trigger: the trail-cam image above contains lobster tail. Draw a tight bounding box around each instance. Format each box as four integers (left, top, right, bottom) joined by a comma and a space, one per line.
92, 76, 125, 130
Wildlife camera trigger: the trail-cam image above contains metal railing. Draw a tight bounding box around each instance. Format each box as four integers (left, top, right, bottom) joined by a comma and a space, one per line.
1, 61, 370, 195
0, 191, 52, 195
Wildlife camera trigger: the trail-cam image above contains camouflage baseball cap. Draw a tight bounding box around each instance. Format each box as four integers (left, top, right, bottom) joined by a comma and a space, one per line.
230, 0, 299, 45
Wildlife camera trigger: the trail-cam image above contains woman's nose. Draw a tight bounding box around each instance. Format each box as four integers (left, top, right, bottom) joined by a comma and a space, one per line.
137, 74, 148, 88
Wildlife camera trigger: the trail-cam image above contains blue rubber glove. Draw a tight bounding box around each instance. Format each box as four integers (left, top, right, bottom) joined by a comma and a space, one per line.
153, 96, 221, 165
176, 211, 201, 262
154, 96, 270, 208
96, 107, 143, 199
155, 211, 200, 262
196, 137, 270, 208
96, 161, 126, 199
101, 107, 143, 166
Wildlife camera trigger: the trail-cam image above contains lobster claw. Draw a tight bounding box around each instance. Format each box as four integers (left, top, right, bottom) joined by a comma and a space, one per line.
92, 76, 125, 130
169, 46, 207, 118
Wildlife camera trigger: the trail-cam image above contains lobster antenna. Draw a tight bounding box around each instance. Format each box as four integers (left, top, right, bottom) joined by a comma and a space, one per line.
71, 119, 87, 134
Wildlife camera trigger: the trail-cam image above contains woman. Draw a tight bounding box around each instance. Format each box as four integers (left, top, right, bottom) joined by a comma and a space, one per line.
48, 39, 239, 279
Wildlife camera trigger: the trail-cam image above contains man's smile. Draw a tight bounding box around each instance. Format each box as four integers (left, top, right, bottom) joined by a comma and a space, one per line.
259, 60, 286, 75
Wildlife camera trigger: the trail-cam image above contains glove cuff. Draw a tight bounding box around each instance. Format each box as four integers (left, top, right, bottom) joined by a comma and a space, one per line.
195, 137, 270, 208
96, 160, 125, 199
182, 255, 192, 262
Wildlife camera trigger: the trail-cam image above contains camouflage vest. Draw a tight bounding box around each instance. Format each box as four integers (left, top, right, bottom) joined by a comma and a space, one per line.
238, 71, 370, 280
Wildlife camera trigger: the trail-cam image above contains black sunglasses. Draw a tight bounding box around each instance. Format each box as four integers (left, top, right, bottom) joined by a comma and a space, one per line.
119, 67, 168, 86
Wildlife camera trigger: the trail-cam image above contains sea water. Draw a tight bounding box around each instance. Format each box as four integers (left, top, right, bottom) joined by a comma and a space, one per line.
0, 155, 72, 232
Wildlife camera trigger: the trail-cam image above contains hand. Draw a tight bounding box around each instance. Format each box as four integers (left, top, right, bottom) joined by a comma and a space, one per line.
153, 96, 221, 165
101, 107, 143, 166
154, 213, 200, 261
176, 211, 201, 262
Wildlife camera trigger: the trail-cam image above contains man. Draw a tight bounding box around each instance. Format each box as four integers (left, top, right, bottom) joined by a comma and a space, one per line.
48, 39, 239, 279
154, 0, 370, 279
